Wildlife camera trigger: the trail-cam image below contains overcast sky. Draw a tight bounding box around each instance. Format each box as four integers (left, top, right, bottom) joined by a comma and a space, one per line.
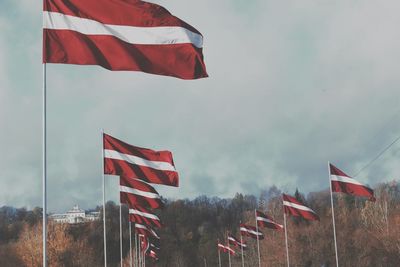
1, 0, 400, 212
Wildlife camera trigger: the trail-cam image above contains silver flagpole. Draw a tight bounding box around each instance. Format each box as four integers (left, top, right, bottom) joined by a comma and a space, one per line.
42, 63, 47, 267
217, 240, 221, 267
138, 234, 141, 267
284, 213, 289, 267
240, 230, 245, 267
120, 204, 123, 267
129, 222, 133, 267
101, 129, 107, 267
255, 210, 261, 267
227, 233, 231, 267
328, 162, 339, 267
134, 232, 138, 267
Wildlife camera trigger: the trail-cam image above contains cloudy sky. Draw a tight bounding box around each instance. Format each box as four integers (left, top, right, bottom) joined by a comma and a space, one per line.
1, 0, 400, 212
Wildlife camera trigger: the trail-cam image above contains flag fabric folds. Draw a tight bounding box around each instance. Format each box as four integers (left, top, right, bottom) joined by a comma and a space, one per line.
282, 194, 319, 221
217, 244, 236, 255
330, 164, 375, 200
135, 223, 160, 239
43, 0, 208, 79
147, 249, 159, 260
104, 133, 179, 187
129, 205, 162, 228
228, 235, 247, 250
240, 224, 264, 240
256, 210, 283, 230
120, 177, 163, 209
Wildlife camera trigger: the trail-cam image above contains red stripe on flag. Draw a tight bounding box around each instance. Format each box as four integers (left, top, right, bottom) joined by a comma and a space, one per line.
120, 177, 163, 209
256, 210, 283, 230
129, 205, 162, 228
240, 224, 264, 240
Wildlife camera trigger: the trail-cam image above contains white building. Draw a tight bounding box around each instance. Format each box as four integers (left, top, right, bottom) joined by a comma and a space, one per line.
50, 205, 100, 224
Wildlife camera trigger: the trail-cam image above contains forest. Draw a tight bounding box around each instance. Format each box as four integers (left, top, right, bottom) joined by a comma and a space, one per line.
0, 182, 399, 267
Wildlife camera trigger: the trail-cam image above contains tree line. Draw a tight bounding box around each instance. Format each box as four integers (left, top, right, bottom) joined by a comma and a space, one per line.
0, 181, 399, 266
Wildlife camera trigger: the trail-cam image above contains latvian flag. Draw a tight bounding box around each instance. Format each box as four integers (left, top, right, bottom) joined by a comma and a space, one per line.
43, 0, 208, 79
228, 235, 247, 250
104, 133, 179, 187
330, 164, 375, 201
135, 223, 160, 239
240, 224, 264, 240
217, 244, 236, 255
282, 194, 319, 221
256, 210, 283, 230
147, 250, 159, 261
120, 177, 163, 209
129, 205, 162, 228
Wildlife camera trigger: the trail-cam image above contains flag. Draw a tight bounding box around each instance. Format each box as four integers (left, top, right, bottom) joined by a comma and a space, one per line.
256, 210, 283, 230
147, 249, 159, 261
228, 235, 247, 250
120, 177, 164, 209
43, 0, 208, 79
217, 244, 235, 255
129, 205, 162, 228
239, 224, 264, 240
282, 194, 319, 221
135, 223, 160, 239
330, 164, 375, 201
140, 234, 150, 253
104, 133, 179, 187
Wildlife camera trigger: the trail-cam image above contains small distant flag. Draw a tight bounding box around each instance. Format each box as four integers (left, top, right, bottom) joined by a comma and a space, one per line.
256, 210, 283, 230
228, 235, 247, 250
104, 133, 179, 187
43, 0, 208, 79
330, 164, 375, 201
135, 223, 160, 239
282, 194, 319, 221
217, 243, 236, 255
147, 250, 159, 261
240, 224, 264, 240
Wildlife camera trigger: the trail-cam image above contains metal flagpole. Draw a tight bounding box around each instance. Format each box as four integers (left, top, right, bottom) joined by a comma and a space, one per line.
218, 239, 222, 267
227, 232, 231, 267
129, 222, 133, 267
101, 129, 107, 267
42, 62, 47, 267
134, 233, 137, 267
240, 230, 245, 267
284, 213, 289, 267
138, 235, 141, 267
328, 162, 339, 267
120, 204, 123, 267
255, 210, 261, 267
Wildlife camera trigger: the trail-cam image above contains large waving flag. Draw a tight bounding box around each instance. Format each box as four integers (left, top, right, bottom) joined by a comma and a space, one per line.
283, 194, 319, 221
240, 224, 264, 240
104, 133, 179, 187
43, 0, 208, 79
330, 164, 375, 201
256, 210, 283, 230
120, 177, 164, 209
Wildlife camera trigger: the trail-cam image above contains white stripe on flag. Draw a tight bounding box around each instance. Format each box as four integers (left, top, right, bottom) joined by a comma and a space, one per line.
43, 11, 203, 48
104, 149, 176, 171
135, 223, 159, 239
283, 201, 316, 213
330, 174, 364, 186
240, 227, 262, 236
257, 216, 282, 227
129, 209, 160, 221
120, 186, 160, 199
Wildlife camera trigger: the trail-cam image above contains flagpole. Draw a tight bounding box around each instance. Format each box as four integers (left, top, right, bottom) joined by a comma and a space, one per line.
328, 162, 339, 267
138, 235, 141, 267
134, 233, 137, 267
120, 204, 123, 267
101, 129, 107, 267
255, 210, 261, 267
129, 222, 133, 267
42, 63, 47, 267
240, 226, 245, 267
284, 213, 289, 267
217, 239, 221, 267
227, 232, 231, 267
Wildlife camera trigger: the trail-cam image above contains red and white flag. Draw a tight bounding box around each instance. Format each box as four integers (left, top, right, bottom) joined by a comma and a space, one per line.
140, 234, 150, 253
256, 210, 283, 230
282, 194, 319, 221
239, 224, 264, 240
120, 177, 163, 209
147, 249, 159, 260
330, 164, 375, 201
134, 223, 160, 239
217, 244, 236, 255
228, 235, 247, 250
43, 0, 208, 79
129, 205, 162, 228
104, 133, 179, 187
